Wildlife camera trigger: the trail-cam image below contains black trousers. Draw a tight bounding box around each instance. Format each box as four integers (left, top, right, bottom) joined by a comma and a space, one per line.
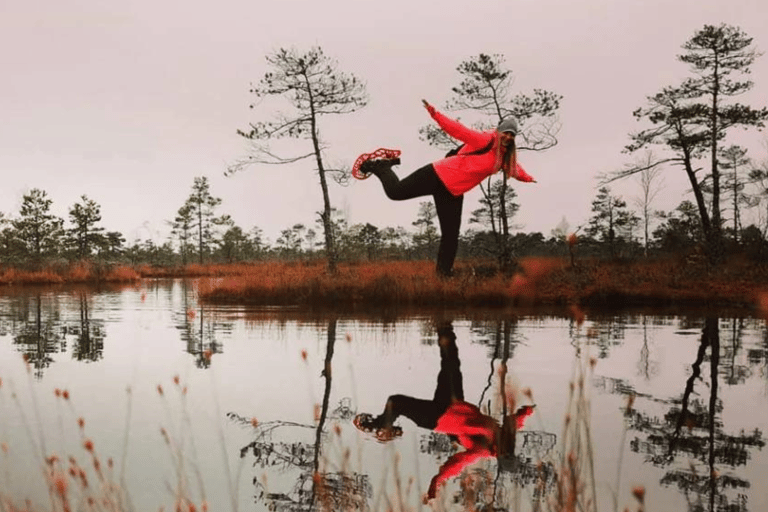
374, 326, 463, 430
374, 164, 463, 276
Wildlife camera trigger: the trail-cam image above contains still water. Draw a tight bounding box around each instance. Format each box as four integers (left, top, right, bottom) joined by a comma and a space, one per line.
0, 279, 766, 511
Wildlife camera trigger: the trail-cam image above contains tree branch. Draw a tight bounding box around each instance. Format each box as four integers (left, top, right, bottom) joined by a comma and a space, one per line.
598, 157, 680, 185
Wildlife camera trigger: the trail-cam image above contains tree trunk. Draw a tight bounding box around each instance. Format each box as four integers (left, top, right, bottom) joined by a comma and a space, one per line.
309, 318, 336, 510
679, 146, 722, 264
608, 203, 615, 258
733, 175, 740, 244
480, 178, 503, 265
644, 209, 650, 258
305, 77, 337, 274
197, 205, 203, 265
709, 56, 724, 264
498, 174, 513, 273
706, 316, 720, 512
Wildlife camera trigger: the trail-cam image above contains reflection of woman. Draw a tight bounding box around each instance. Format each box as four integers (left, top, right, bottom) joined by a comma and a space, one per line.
354, 101, 535, 277
353, 324, 535, 502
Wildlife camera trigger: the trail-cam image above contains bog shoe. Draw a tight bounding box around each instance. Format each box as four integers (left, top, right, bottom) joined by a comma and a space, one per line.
352, 148, 402, 180
353, 413, 402, 442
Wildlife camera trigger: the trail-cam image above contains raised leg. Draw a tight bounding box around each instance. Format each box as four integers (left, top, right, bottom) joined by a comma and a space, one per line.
373, 163, 442, 201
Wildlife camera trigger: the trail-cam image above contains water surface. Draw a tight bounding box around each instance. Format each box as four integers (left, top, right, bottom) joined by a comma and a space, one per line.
0, 280, 765, 511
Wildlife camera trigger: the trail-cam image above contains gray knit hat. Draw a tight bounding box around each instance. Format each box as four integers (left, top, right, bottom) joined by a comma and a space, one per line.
497, 117, 518, 135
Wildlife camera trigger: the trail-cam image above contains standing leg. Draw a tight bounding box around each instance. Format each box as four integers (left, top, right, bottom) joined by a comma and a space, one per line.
433, 185, 464, 277
433, 325, 464, 408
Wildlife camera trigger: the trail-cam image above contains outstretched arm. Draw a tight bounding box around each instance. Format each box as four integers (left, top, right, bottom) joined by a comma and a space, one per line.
422, 99, 492, 149
424, 447, 492, 502
507, 161, 536, 183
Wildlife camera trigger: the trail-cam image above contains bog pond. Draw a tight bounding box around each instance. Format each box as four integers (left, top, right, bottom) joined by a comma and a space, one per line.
0, 279, 766, 512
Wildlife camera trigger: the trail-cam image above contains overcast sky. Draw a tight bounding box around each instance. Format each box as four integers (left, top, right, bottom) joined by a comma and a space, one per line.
2, 0, 767, 246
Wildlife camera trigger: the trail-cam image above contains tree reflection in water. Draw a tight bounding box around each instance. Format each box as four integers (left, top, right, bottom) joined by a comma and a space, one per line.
232, 318, 372, 511
175, 281, 231, 368
70, 291, 105, 363
9, 290, 106, 377
232, 318, 561, 511
12, 293, 65, 378
468, 319, 557, 507
597, 316, 766, 512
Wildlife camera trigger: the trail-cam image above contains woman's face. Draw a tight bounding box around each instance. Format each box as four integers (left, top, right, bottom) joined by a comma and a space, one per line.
499, 131, 515, 147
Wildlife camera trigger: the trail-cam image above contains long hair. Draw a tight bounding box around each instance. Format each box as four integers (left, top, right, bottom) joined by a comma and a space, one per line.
501, 136, 518, 178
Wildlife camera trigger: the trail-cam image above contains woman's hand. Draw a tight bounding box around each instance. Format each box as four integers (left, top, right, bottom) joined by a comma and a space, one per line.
422, 99, 436, 116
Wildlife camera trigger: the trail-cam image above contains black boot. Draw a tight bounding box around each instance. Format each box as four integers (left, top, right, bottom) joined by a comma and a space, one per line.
359, 157, 400, 178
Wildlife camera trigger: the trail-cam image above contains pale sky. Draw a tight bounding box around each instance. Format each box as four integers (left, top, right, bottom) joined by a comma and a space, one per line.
2, 0, 767, 246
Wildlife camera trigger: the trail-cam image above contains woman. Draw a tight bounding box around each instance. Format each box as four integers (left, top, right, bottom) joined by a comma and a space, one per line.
354, 100, 535, 277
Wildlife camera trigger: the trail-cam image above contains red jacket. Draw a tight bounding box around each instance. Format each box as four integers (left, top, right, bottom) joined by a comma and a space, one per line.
426, 401, 534, 501
428, 109, 534, 196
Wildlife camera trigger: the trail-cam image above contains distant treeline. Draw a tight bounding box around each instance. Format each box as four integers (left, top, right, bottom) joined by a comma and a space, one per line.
1, 178, 767, 272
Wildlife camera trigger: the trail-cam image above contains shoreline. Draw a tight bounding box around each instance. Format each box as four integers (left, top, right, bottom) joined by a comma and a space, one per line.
1, 258, 766, 317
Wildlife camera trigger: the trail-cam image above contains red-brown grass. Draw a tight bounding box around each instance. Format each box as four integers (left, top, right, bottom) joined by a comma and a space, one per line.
196, 258, 566, 310
0, 262, 141, 286
195, 256, 768, 313
536, 255, 768, 310
3, 256, 767, 313
135, 263, 261, 278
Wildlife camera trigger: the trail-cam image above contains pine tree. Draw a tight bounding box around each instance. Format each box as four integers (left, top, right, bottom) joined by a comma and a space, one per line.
232, 47, 367, 273
11, 189, 64, 265
68, 195, 105, 259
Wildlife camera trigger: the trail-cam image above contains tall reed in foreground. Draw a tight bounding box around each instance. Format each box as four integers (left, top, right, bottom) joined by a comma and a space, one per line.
0, 356, 230, 512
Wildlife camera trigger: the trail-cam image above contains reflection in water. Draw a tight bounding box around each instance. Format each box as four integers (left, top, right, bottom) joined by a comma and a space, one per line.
353, 322, 550, 506
175, 281, 231, 368
70, 292, 105, 363
599, 317, 766, 512
5, 291, 107, 377
475, 319, 558, 499
12, 293, 65, 378
232, 318, 372, 512
0, 282, 766, 510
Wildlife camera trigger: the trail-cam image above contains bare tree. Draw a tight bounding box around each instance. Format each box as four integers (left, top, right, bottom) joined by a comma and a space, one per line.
719, 145, 754, 243
632, 151, 665, 256
230, 47, 367, 273
748, 141, 768, 237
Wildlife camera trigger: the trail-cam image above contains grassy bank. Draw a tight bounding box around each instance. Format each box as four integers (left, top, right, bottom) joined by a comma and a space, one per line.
0, 262, 254, 286
195, 257, 768, 314
3, 257, 766, 314
0, 262, 141, 286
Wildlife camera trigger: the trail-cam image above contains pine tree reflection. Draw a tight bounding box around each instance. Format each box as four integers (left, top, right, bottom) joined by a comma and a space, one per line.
70, 291, 105, 362
614, 317, 765, 512
722, 318, 751, 385
175, 282, 226, 368
753, 326, 768, 392
12, 293, 64, 378
232, 318, 371, 511
637, 315, 660, 381
473, 319, 557, 506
